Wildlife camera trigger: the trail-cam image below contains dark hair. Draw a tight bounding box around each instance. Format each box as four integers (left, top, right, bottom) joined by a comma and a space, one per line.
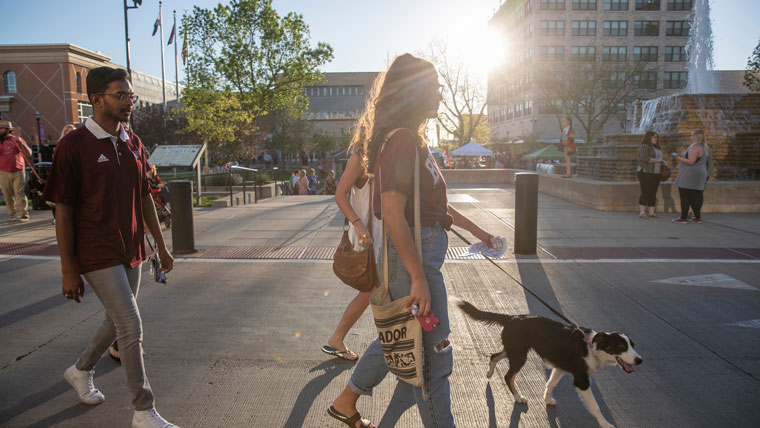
350, 54, 438, 175
640, 131, 660, 149
86, 66, 130, 103
563, 115, 572, 125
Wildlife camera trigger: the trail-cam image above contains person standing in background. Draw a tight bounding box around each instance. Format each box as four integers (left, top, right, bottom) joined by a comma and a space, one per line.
673, 129, 712, 224
636, 131, 665, 219
559, 115, 576, 178
324, 169, 337, 195
0, 120, 32, 222
308, 167, 318, 195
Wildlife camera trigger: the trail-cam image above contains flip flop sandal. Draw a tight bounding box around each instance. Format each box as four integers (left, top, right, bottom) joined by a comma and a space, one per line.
327, 406, 373, 428
639, 214, 649, 219
321, 345, 359, 361
649, 214, 660, 219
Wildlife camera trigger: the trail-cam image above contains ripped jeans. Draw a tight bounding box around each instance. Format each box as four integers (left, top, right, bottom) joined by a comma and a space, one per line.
349, 223, 454, 428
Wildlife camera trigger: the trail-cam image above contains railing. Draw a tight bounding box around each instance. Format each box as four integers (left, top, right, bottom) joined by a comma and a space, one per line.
229, 165, 259, 205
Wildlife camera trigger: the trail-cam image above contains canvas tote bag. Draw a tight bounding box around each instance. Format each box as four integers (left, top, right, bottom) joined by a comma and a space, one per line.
370, 129, 428, 400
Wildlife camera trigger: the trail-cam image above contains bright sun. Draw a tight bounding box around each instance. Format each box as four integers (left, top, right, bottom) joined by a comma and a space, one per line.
443, 19, 508, 81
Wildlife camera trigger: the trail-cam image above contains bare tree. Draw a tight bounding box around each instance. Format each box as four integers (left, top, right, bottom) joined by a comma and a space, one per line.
426, 40, 489, 146
535, 49, 656, 143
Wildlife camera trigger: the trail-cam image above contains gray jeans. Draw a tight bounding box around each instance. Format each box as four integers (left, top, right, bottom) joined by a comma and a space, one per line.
76, 264, 154, 410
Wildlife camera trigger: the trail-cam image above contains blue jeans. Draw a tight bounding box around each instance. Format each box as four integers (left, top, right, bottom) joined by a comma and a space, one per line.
349, 223, 454, 428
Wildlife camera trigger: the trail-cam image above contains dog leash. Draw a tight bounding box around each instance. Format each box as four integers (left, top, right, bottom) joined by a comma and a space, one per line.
450, 228, 579, 328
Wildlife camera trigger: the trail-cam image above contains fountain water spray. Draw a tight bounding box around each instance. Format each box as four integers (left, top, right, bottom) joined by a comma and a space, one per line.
685, 0, 715, 94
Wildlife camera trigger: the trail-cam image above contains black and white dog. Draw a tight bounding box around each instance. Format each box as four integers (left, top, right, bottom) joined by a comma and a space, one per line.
455, 299, 642, 428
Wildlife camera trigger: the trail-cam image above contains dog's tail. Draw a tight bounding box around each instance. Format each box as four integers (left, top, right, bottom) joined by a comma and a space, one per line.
452, 297, 513, 327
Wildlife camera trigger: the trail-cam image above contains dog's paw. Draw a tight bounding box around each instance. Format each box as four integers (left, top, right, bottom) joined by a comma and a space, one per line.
513, 394, 528, 404
544, 396, 556, 406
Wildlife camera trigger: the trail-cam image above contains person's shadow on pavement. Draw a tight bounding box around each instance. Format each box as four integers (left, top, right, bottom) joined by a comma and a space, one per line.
660, 182, 677, 214
376, 381, 416, 427
283, 359, 353, 428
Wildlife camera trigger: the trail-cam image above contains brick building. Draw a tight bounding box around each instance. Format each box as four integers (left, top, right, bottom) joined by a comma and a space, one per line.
0, 43, 182, 145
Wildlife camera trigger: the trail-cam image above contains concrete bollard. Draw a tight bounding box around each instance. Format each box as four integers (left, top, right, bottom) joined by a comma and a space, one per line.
168, 180, 196, 254
514, 172, 539, 255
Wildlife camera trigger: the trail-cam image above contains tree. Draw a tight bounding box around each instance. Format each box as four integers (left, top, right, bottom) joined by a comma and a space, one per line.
535, 52, 652, 143
744, 38, 760, 92
459, 114, 491, 145
183, 0, 333, 160
426, 40, 489, 147
131, 106, 203, 150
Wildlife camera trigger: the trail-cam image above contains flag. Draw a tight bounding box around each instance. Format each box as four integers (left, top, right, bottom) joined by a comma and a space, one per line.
167, 22, 176, 45
152, 11, 161, 36
181, 30, 188, 65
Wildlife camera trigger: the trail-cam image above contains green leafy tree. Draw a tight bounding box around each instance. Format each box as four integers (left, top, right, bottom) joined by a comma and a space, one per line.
458, 114, 491, 145
131, 106, 203, 150
744, 38, 760, 92
183, 0, 333, 161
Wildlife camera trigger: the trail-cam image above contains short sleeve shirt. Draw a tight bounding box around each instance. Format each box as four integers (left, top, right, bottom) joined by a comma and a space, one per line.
373, 129, 453, 229
0, 135, 31, 172
42, 118, 151, 274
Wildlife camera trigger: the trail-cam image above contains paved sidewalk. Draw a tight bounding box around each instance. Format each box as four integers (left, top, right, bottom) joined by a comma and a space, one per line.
1, 185, 759, 427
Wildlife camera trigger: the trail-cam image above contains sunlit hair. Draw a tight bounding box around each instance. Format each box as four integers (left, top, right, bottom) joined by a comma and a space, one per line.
691, 129, 705, 143
349, 53, 439, 175
59, 123, 77, 141
640, 131, 660, 149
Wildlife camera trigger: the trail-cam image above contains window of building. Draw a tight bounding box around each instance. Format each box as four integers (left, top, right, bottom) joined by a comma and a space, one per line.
570, 46, 596, 61
602, 46, 628, 61
572, 0, 597, 9
76, 72, 82, 93
603, 21, 628, 36
539, 46, 565, 61
666, 21, 690, 36
604, 0, 629, 10
572, 21, 596, 36
633, 46, 658, 62
634, 71, 658, 89
664, 46, 686, 61
78, 101, 93, 122
667, 0, 692, 10
540, 20, 564, 36
539, 99, 563, 114
635, 0, 660, 10
603, 71, 627, 88
635, 21, 659, 36
540, 0, 565, 10
358, 87, 364, 95
664, 71, 688, 88
3, 71, 17, 93
525, 23, 534, 39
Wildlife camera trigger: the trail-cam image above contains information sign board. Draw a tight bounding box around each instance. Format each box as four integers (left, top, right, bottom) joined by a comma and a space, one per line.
148, 145, 204, 167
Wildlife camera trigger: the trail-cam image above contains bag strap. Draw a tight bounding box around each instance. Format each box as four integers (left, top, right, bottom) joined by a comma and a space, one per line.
381, 129, 422, 292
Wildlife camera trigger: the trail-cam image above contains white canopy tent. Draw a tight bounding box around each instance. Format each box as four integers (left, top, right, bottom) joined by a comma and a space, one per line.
451, 141, 493, 157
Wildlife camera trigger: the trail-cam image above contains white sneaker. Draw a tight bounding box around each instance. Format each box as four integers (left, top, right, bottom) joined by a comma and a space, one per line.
132, 408, 180, 428
63, 365, 105, 405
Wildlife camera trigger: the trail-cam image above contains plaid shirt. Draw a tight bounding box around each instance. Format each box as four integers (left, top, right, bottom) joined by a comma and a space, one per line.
637, 144, 657, 173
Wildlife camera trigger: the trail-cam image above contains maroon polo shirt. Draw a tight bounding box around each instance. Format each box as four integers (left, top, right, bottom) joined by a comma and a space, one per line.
373, 128, 453, 229
43, 124, 151, 274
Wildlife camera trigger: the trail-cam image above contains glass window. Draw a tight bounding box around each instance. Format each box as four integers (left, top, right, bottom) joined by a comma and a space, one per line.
572, 21, 596, 36
540, 0, 565, 10
664, 46, 686, 62
3, 71, 17, 93
603, 71, 627, 88
572, 0, 597, 9
603, 21, 628, 36
540, 20, 565, 36
633, 46, 658, 62
635, 0, 660, 10
525, 23, 534, 39
666, 21, 690, 36
539, 46, 565, 61
664, 71, 688, 89
78, 101, 93, 122
667, 0, 692, 10
602, 46, 627, 61
635, 21, 660, 36
604, 0, 629, 10
358, 87, 364, 95
634, 71, 658, 89
570, 46, 596, 61
76, 72, 82, 93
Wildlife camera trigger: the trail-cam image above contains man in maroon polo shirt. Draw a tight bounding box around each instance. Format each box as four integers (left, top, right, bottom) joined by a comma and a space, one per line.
43, 67, 180, 428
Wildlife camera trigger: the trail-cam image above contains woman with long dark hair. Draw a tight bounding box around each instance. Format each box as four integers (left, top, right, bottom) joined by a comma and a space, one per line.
636, 131, 665, 219
327, 54, 494, 428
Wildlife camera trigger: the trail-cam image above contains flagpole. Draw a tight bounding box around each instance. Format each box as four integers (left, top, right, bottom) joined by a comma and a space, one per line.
159, 1, 167, 110
173, 10, 180, 103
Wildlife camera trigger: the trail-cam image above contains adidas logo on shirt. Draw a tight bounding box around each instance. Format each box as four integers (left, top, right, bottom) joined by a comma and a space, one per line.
97, 154, 110, 163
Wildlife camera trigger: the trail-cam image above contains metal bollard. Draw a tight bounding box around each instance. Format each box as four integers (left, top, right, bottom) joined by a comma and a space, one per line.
514, 172, 539, 255
168, 180, 196, 254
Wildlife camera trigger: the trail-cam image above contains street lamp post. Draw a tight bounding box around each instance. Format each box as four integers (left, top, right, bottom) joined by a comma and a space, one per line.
34, 111, 41, 163
123, 0, 142, 78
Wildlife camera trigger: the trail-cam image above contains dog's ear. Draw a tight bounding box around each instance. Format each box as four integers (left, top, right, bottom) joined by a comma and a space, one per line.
592, 332, 609, 348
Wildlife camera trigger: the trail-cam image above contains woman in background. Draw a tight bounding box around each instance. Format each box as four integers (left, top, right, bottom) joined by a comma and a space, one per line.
636, 131, 665, 219
673, 129, 711, 223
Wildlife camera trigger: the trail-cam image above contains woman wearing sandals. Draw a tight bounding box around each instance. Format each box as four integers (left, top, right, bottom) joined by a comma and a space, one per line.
673, 129, 712, 224
327, 54, 495, 428
636, 131, 665, 219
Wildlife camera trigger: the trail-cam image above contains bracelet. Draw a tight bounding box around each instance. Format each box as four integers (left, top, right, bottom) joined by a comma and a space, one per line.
351, 218, 361, 224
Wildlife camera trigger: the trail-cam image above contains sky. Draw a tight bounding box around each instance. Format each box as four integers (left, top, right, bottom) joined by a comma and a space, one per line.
2, 0, 759, 84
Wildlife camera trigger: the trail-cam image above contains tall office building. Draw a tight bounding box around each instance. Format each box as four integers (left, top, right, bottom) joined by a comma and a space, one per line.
487, 0, 693, 143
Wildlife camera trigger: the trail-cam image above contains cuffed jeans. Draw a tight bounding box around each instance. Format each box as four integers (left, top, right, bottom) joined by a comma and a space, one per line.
76, 264, 154, 410
0, 170, 28, 219
349, 223, 454, 428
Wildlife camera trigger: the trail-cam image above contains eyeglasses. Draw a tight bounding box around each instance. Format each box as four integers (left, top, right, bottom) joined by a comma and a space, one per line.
96, 92, 139, 103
